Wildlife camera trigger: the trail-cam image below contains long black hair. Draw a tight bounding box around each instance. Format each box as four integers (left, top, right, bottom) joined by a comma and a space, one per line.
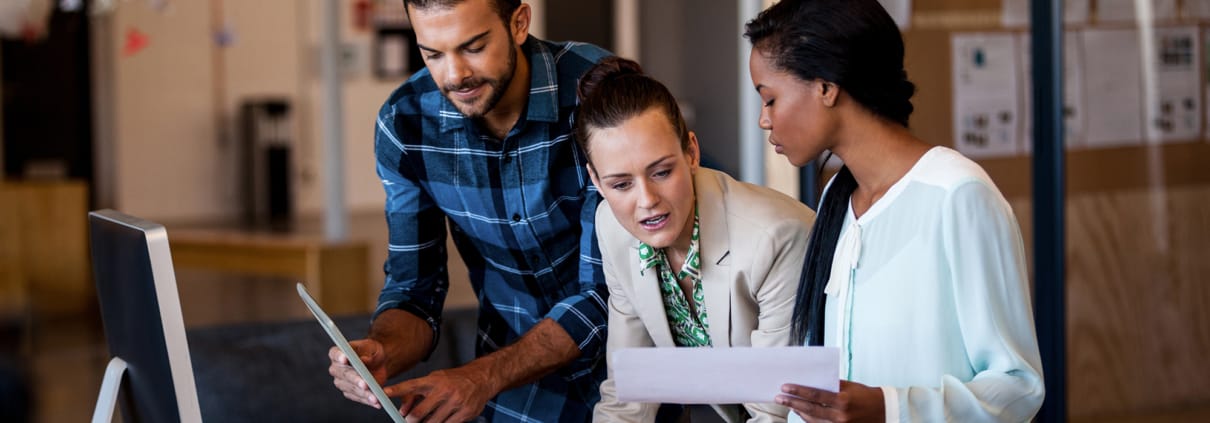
744, 0, 916, 346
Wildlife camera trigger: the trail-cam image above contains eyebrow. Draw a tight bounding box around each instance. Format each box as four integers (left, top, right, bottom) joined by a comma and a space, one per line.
417, 30, 491, 54
599, 155, 676, 180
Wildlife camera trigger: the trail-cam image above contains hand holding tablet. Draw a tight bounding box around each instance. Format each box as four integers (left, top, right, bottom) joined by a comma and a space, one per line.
298, 283, 406, 423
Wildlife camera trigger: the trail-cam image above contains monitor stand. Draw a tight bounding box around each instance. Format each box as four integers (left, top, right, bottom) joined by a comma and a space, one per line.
91, 357, 128, 423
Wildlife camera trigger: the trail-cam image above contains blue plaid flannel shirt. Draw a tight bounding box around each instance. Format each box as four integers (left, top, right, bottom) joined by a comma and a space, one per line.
372, 37, 611, 422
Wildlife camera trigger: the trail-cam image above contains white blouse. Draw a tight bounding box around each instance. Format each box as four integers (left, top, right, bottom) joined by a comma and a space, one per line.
790, 147, 1044, 423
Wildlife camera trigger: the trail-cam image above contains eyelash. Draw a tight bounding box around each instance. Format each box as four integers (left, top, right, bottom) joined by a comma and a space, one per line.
608, 170, 672, 191
763, 99, 775, 107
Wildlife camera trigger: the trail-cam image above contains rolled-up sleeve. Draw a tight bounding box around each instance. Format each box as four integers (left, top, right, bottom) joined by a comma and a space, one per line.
544, 187, 608, 379
372, 111, 450, 328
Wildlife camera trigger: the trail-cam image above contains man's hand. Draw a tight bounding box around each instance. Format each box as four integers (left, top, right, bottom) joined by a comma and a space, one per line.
777, 380, 885, 423
386, 364, 498, 423
328, 339, 393, 408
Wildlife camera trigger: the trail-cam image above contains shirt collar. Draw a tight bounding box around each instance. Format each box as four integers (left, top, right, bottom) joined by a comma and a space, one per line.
439, 37, 560, 134
638, 206, 702, 282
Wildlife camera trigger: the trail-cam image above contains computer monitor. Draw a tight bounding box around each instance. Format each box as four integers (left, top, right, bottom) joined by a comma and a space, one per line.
88, 209, 202, 423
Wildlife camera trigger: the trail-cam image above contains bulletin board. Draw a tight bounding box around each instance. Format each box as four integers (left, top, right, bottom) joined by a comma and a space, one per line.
901, 0, 1210, 198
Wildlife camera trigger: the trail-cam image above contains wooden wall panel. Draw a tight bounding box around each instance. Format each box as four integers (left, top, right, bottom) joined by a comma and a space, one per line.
1049, 187, 1210, 418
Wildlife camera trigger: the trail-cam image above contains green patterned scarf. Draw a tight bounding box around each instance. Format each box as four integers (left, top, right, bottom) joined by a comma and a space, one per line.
638, 207, 710, 347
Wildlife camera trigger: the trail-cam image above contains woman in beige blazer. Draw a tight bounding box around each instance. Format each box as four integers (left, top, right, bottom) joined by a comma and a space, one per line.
574, 57, 816, 422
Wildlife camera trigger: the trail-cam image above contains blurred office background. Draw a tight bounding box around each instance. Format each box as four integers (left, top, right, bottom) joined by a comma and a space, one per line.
0, 0, 1207, 421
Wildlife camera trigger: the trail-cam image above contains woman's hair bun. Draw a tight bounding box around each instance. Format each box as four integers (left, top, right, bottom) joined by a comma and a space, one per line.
577, 56, 645, 104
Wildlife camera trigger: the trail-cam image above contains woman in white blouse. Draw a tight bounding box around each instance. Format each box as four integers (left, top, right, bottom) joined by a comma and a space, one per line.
744, 0, 1045, 422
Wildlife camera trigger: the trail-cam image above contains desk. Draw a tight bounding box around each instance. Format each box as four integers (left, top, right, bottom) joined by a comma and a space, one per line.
168, 229, 371, 316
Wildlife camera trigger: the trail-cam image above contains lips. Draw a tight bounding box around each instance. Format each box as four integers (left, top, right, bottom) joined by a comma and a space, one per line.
639, 213, 670, 231
769, 138, 785, 154
451, 84, 485, 101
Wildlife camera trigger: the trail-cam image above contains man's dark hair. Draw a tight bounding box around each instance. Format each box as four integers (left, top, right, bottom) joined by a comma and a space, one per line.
404, 0, 522, 26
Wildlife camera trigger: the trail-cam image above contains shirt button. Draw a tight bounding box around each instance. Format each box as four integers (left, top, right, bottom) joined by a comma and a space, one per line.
512, 213, 521, 222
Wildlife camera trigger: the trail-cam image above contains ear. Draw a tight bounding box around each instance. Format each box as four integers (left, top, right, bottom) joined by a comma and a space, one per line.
818, 80, 839, 108
511, 3, 531, 45
686, 131, 701, 171
587, 162, 600, 189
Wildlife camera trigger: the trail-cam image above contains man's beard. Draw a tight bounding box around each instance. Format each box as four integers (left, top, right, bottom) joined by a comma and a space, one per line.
442, 39, 518, 120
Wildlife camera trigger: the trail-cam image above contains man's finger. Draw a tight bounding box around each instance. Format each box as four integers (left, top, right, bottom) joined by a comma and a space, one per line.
328, 346, 347, 364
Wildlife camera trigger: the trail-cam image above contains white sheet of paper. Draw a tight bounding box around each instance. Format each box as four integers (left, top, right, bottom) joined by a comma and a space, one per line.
1083, 29, 1145, 148
1001, 0, 1090, 28
877, 0, 911, 30
1096, 0, 1177, 23
1146, 26, 1201, 142
612, 347, 839, 404
952, 32, 1022, 159
1017, 31, 1087, 150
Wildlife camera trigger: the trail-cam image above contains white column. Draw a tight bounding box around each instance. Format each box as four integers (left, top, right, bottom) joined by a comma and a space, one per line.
321, 0, 347, 240
738, 0, 764, 185
527, 0, 545, 39
613, 0, 640, 60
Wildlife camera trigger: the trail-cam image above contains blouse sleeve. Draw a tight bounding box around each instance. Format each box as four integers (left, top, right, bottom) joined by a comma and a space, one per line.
889, 180, 1045, 422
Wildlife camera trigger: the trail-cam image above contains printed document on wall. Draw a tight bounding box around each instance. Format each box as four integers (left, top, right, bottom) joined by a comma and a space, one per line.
1001, 0, 1090, 28
1017, 31, 1087, 151
1083, 29, 1144, 148
1145, 26, 1201, 142
1096, 0, 1177, 23
952, 33, 1021, 159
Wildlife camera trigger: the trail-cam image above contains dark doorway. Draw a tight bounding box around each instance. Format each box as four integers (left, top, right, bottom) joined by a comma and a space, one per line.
544, 0, 613, 51
2, 8, 93, 188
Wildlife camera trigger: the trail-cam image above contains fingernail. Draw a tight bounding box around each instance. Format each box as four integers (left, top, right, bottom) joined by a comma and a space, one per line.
782, 385, 792, 393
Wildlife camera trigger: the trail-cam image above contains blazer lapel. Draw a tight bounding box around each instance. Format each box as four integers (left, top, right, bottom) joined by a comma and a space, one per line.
695, 169, 734, 347
631, 244, 676, 347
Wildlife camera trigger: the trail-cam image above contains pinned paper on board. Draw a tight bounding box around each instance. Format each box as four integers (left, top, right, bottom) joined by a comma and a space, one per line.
1001, 0, 1090, 27
123, 27, 150, 57
1017, 31, 1087, 151
0, 0, 53, 40
1146, 26, 1201, 142
1082, 29, 1144, 148
1095, 0, 1177, 23
952, 33, 1022, 159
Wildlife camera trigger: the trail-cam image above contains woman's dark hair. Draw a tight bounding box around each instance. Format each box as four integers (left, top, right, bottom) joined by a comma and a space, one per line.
574, 56, 690, 166
744, 0, 915, 346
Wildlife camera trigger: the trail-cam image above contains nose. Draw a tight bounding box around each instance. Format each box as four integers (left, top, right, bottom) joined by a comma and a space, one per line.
445, 55, 473, 87
636, 180, 660, 210
758, 107, 772, 130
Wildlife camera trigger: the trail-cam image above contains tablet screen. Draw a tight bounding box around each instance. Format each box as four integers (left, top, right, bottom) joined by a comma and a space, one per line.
297, 283, 406, 423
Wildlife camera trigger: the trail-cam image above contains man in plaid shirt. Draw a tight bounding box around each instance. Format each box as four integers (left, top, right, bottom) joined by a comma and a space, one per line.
326, 0, 612, 421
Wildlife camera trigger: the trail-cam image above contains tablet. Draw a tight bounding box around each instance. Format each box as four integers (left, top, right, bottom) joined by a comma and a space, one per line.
297, 283, 405, 423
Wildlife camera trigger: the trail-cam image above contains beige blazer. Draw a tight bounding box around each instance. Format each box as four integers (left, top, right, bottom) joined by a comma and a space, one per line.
592, 168, 816, 423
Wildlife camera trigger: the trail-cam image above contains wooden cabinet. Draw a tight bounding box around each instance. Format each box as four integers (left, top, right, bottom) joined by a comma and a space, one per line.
0, 181, 92, 317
